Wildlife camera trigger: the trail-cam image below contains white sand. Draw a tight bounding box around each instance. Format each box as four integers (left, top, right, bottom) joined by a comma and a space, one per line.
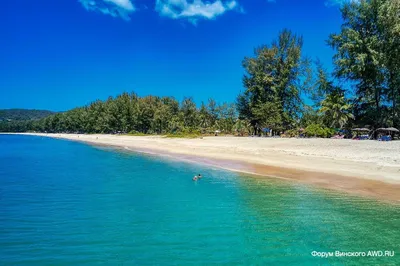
21, 133, 400, 185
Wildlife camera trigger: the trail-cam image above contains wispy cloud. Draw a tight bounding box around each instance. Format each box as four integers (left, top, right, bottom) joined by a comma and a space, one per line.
155, 0, 239, 23
325, 0, 360, 7
265, 0, 358, 7
79, 0, 136, 20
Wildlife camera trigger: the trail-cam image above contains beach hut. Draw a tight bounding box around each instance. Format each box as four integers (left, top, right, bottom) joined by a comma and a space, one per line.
376, 127, 399, 141
384, 127, 399, 133
376, 127, 399, 133
214, 130, 221, 136
352, 128, 371, 140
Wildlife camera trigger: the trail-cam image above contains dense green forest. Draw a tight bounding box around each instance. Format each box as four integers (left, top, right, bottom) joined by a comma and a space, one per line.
0, 109, 55, 121
0, 109, 56, 132
0, 95, 236, 135
1, 0, 399, 137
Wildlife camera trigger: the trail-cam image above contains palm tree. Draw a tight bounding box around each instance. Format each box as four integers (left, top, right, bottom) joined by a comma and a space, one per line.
233, 119, 251, 136
319, 93, 354, 128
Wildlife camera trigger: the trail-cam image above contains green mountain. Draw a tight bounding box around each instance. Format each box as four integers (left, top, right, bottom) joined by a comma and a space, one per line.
0, 109, 55, 121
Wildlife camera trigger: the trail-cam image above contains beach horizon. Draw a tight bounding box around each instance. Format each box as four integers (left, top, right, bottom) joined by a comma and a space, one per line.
14, 133, 400, 203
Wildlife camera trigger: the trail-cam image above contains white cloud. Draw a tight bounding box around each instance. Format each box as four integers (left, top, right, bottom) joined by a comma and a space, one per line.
325, 0, 360, 7
155, 0, 239, 23
105, 0, 135, 10
79, 0, 136, 20
226, 1, 237, 9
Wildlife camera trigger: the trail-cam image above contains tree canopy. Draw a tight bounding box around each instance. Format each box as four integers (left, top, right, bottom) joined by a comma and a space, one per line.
328, 0, 400, 129
237, 29, 312, 134
0, 93, 237, 135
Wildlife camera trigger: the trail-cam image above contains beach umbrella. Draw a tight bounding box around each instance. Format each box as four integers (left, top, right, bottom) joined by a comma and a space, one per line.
377, 128, 399, 132
386, 127, 399, 132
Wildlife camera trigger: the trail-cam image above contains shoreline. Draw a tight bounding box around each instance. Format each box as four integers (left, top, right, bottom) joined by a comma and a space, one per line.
9, 133, 400, 203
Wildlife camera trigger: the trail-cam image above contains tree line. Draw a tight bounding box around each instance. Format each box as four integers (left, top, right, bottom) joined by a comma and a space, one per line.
1, 0, 399, 137
0, 94, 238, 135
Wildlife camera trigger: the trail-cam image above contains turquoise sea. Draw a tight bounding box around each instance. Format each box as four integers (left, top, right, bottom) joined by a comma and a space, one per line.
0, 135, 399, 265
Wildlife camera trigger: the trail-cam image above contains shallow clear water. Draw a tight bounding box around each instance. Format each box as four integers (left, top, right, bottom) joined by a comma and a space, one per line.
0, 135, 399, 265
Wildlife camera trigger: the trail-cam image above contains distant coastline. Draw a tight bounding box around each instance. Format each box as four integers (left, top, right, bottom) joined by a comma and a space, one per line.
11, 133, 400, 203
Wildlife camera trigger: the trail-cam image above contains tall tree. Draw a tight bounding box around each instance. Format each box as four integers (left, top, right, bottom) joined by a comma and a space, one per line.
180, 97, 199, 131
379, 0, 400, 127
328, 0, 386, 128
238, 29, 311, 133
207, 98, 219, 129
311, 60, 337, 107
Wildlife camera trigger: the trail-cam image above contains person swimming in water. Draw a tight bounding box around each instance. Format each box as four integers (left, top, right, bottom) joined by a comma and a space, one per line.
193, 174, 202, 181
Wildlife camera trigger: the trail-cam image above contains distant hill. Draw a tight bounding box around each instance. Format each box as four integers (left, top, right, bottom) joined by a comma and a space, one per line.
0, 109, 55, 121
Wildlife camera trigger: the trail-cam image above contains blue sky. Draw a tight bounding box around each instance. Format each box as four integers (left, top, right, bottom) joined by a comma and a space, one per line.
1, 0, 348, 111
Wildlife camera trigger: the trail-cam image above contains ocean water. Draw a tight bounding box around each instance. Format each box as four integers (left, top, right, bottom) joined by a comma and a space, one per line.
0, 135, 399, 265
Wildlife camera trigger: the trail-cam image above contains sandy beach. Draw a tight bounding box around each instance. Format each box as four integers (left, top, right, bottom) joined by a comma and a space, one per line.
17, 133, 400, 202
